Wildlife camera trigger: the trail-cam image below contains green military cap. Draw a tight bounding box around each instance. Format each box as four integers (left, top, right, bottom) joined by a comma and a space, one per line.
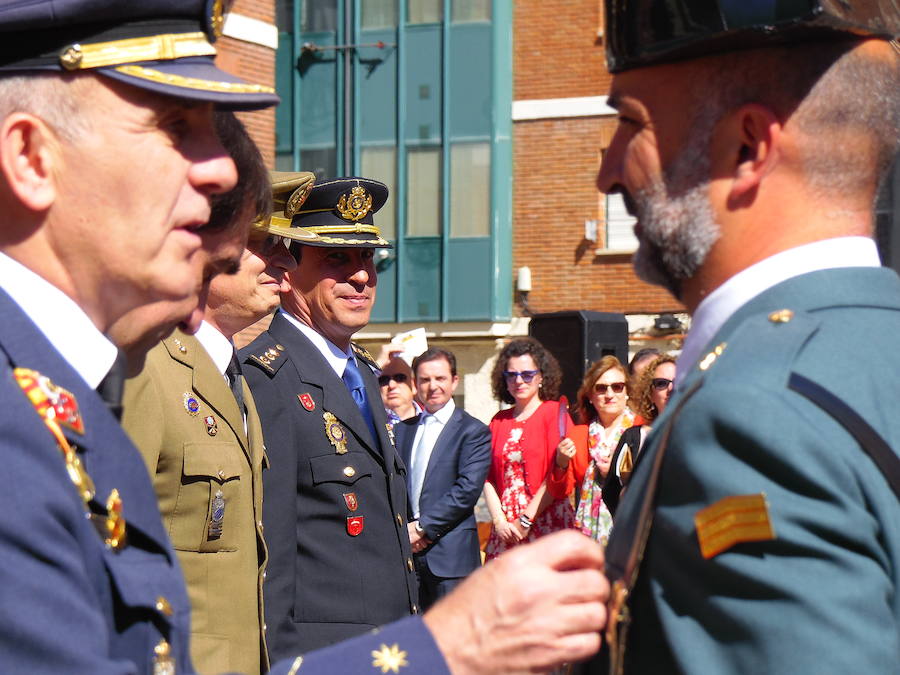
605, 0, 899, 73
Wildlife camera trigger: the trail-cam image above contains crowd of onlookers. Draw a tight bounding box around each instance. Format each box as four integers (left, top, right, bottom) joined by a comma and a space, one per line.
377, 338, 678, 563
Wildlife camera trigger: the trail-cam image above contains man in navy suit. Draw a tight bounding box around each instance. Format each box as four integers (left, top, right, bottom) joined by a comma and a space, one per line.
398, 347, 492, 610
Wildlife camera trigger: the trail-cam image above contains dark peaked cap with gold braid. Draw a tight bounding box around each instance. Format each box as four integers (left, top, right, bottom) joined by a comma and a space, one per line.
0, 0, 279, 110
289, 177, 393, 248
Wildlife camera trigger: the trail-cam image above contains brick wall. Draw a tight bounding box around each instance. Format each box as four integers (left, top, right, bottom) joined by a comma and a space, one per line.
216, 0, 277, 166
514, 0, 610, 100
512, 116, 681, 315
512, 0, 682, 318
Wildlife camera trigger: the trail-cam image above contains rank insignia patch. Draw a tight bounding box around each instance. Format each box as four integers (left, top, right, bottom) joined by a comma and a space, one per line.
371, 643, 408, 673
183, 393, 201, 416
694, 493, 775, 559
204, 415, 218, 436
343, 492, 359, 511
298, 393, 315, 411
324, 411, 347, 454
347, 515, 364, 536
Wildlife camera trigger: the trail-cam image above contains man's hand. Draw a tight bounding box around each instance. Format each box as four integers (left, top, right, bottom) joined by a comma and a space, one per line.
423, 530, 607, 674
407, 521, 432, 553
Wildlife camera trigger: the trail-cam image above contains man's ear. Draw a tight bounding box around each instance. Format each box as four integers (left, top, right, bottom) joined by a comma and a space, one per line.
717, 104, 782, 209
0, 113, 59, 212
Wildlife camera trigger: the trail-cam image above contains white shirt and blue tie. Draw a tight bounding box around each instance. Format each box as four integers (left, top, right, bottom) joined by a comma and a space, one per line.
408, 399, 455, 519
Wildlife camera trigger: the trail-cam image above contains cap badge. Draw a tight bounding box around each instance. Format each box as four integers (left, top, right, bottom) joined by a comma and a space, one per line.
286, 180, 315, 217
343, 492, 359, 511
204, 415, 218, 436
337, 186, 372, 222
347, 515, 364, 536
324, 411, 347, 454
210, 0, 226, 38
59, 44, 83, 71
184, 393, 201, 416
298, 393, 315, 411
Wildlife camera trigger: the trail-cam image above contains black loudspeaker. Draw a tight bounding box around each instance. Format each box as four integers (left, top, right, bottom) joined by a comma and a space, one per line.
529, 311, 629, 405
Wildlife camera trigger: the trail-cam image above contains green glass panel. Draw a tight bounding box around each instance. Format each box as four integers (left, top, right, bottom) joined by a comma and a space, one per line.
447, 238, 491, 320
449, 22, 491, 138
400, 239, 441, 321
404, 25, 441, 143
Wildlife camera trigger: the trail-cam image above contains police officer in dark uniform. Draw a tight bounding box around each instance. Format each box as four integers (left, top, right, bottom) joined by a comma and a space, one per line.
241, 177, 420, 658
595, 1, 900, 673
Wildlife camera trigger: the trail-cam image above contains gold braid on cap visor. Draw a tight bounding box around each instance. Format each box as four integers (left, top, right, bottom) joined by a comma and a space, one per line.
58, 32, 216, 70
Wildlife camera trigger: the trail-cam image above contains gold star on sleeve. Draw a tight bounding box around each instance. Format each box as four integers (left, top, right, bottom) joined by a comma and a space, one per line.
371, 643, 409, 673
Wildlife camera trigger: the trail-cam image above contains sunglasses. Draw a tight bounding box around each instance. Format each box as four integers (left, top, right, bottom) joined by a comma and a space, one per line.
251, 234, 292, 257
593, 382, 626, 394
503, 369, 540, 383
378, 372, 409, 387
651, 378, 674, 391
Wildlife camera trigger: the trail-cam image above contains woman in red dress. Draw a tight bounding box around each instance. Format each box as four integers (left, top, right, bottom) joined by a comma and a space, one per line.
483, 337, 574, 560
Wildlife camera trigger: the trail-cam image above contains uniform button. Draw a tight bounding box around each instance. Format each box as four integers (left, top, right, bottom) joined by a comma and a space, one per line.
343, 466, 356, 477
257, 520, 264, 531
262, 571, 267, 580
217, 469, 226, 480
396, 513, 403, 526
411, 604, 419, 614
263, 623, 268, 632
155, 596, 173, 616
407, 558, 414, 572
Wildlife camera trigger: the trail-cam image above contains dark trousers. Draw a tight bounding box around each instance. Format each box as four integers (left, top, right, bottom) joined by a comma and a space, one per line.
414, 555, 464, 611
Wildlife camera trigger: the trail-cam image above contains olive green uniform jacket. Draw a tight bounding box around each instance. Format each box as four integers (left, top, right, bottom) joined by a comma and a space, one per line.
122, 329, 269, 675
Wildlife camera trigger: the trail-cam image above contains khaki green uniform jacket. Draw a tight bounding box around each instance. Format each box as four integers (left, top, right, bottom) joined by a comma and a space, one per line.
122, 329, 268, 675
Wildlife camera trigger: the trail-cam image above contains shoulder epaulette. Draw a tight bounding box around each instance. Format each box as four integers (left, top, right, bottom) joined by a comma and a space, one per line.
351, 342, 378, 371
244, 339, 287, 376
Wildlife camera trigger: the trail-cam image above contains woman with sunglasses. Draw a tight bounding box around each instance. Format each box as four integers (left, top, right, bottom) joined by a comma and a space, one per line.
483, 338, 574, 560
548, 355, 633, 546
603, 354, 677, 515
378, 356, 421, 426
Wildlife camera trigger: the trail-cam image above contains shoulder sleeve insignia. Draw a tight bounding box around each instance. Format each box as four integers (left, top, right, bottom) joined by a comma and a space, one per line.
351, 342, 377, 370
371, 643, 408, 673
694, 493, 775, 559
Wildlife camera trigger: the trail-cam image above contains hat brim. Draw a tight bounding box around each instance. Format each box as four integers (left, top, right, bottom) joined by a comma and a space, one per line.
98, 56, 279, 110
295, 235, 393, 249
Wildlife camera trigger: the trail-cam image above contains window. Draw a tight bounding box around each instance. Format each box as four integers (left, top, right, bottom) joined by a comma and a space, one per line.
604, 193, 638, 251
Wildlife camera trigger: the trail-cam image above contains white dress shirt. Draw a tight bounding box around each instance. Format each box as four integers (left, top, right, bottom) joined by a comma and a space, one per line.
194, 320, 235, 380
280, 310, 353, 377
0, 252, 117, 388
409, 398, 455, 519
676, 237, 881, 384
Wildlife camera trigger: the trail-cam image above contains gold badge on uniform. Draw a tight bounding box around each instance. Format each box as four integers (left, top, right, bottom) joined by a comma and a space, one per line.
694, 493, 775, 559
343, 492, 359, 511
15, 368, 84, 435
204, 414, 218, 436
105, 489, 127, 551
324, 411, 347, 454
371, 643, 409, 673
153, 639, 175, 675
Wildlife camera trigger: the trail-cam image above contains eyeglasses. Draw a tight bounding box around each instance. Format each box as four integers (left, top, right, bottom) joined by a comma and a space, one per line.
378, 372, 409, 387
503, 369, 540, 383
651, 378, 674, 391
593, 382, 626, 394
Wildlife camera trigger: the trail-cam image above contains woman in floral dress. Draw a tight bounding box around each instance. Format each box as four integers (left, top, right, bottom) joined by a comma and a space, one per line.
548, 355, 633, 546
483, 338, 574, 560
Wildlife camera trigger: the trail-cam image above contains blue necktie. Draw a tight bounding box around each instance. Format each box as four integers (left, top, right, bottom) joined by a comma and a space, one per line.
342, 357, 380, 445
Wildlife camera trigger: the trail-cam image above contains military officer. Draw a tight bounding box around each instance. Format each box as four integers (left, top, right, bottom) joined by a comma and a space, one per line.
121, 111, 317, 673
596, 1, 900, 673
240, 177, 420, 657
